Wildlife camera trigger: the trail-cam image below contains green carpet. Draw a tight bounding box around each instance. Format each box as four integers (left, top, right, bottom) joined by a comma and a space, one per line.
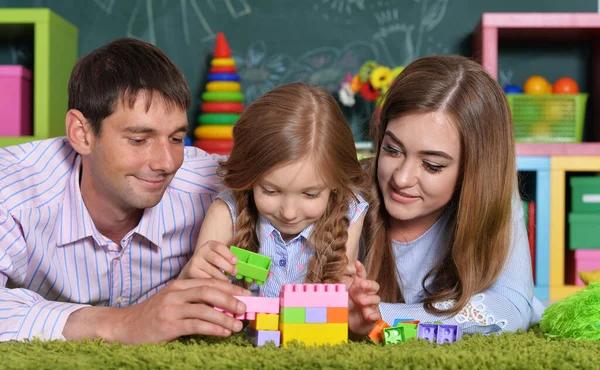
1, 327, 599, 369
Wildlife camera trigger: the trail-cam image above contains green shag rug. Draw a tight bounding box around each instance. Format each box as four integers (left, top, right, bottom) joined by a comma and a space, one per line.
1, 327, 600, 369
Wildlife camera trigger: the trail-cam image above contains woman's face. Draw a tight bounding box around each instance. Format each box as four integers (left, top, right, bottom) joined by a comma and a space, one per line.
377, 112, 461, 236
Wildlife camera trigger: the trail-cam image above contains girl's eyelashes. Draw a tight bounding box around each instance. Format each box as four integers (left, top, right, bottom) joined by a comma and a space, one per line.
424, 162, 445, 173
304, 192, 320, 199
261, 186, 277, 195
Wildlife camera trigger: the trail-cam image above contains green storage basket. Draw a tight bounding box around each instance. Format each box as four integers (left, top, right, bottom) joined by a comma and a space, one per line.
506, 94, 587, 143
570, 176, 600, 213
568, 213, 600, 250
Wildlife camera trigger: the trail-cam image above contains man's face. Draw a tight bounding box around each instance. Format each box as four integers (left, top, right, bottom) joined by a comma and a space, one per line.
83, 93, 188, 212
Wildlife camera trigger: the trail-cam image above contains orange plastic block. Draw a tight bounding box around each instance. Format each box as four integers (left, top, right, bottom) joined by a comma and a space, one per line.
368, 319, 391, 343
326, 307, 348, 323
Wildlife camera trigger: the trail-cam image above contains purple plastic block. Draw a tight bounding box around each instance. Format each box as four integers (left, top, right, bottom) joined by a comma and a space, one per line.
417, 323, 438, 343
436, 324, 462, 344
305, 307, 327, 323
246, 327, 281, 347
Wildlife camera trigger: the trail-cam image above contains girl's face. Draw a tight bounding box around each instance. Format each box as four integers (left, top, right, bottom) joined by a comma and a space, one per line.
253, 157, 332, 241
377, 112, 461, 238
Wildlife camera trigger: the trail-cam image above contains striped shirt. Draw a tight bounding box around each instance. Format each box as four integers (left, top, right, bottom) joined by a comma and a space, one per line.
378, 192, 538, 334
0, 137, 223, 342
218, 188, 368, 298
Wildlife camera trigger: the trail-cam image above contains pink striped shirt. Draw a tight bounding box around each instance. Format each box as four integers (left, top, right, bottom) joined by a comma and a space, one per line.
0, 137, 222, 341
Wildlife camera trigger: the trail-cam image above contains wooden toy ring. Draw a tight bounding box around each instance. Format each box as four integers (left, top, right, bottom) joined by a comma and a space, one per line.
206, 81, 241, 92
194, 125, 234, 140
202, 91, 245, 102
211, 58, 236, 67
207, 73, 241, 82
201, 102, 245, 113
210, 66, 237, 73
198, 113, 240, 125
194, 139, 234, 154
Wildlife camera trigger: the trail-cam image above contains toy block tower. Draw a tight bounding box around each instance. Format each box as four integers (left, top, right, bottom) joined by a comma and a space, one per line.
279, 284, 348, 347
194, 32, 244, 155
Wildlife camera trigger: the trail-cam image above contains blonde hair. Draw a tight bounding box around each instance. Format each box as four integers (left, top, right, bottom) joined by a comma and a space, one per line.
363, 55, 516, 315
218, 82, 374, 283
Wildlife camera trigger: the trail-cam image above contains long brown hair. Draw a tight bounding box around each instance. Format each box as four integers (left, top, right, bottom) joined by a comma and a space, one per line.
218, 82, 373, 283
363, 55, 516, 315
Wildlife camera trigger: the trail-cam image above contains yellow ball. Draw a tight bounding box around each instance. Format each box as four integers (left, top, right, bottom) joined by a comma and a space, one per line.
524, 76, 552, 94
542, 102, 565, 122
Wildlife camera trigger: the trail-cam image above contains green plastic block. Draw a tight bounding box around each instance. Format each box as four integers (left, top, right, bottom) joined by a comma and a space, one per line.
280, 307, 306, 323
396, 323, 418, 340
230, 246, 272, 285
382, 327, 404, 345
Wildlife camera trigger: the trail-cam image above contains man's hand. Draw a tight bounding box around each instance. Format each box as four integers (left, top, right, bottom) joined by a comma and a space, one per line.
63, 278, 251, 344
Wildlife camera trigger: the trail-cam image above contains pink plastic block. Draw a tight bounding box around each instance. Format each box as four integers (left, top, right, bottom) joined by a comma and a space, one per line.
234, 296, 279, 315
279, 284, 348, 308
0, 66, 32, 136
245, 312, 256, 320
570, 250, 600, 286
214, 306, 244, 319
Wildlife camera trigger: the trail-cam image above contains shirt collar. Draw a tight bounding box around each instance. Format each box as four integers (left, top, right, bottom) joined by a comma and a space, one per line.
258, 215, 313, 245
58, 155, 165, 248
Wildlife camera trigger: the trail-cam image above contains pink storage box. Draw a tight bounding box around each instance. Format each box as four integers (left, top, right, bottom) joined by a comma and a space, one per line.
567, 249, 600, 286
0, 65, 32, 136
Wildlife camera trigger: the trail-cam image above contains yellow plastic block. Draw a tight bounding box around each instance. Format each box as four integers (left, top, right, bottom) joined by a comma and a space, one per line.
280, 323, 347, 347
249, 314, 279, 331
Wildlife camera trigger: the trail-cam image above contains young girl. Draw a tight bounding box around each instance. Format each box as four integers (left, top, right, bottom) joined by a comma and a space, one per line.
180, 82, 381, 335
362, 55, 537, 334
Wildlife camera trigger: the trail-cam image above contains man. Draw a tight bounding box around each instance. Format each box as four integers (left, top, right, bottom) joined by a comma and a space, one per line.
0, 38, 248, 344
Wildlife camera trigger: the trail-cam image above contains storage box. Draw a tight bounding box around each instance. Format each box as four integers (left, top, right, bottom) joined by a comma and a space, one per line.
566, 249, 600, 286
506, 94, 587, 143
568, 213, 600, 250
570, 176, 600, 213
0, 65, 32, 136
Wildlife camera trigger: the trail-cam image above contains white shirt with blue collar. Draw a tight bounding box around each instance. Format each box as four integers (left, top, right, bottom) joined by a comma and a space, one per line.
217, 188, 368, 297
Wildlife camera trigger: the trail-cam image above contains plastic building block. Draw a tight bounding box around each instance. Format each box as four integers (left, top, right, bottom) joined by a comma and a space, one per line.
392, 318, 419, 326
397, 323, 418, 340
246, 327, 280, 347
382, 327, 404, 345
279, 284, 348, 308
280, 307, 306, 323
235, 296, 279, 315
230, 246, 272, 285
326, 307, 348, 323
214, 296, 278, 319
436, 324, 463, 344
249, 314, 279, 331
305, 307, 327, 323
417, 323, 438, 343
280, 323, 347, 347
368, 319, 390, 343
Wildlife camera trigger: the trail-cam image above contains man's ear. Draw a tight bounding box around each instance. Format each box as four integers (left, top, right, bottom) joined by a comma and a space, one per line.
66, 109, 93, 155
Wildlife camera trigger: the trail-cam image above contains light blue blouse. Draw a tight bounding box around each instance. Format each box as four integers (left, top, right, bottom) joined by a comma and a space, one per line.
218, 188, 369, 297
377, 193, 540, 334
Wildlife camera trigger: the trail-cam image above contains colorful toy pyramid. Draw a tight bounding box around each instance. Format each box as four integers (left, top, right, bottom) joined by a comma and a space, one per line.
194, 32, 244, 155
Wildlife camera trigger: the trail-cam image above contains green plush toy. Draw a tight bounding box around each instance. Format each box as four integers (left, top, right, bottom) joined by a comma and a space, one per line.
540, 282, 600, 340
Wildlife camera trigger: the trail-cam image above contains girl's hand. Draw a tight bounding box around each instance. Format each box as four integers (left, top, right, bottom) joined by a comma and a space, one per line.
341, 262, 357, 287
179, 240, 238, 281
347, 261, 382, 336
